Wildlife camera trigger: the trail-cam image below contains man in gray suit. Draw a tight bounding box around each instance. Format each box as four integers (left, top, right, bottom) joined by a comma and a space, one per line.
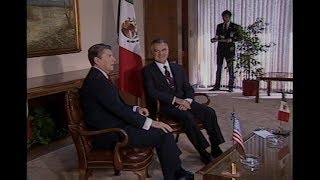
143, 39, 225, 165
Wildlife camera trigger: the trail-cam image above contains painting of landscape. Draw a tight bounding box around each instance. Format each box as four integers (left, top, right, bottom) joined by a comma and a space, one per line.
27, 0, 81, 57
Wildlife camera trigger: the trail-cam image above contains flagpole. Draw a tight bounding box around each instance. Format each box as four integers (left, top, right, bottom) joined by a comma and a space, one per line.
117, 0, 121, 36
137, 97, 141, 106
276, 91, 290, 136
278, 91, 284, 133
273, 90, 290, 136
279, 120, 283, 131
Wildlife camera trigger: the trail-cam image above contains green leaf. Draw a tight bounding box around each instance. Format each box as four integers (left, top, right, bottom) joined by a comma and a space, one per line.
234, 17, 275, 79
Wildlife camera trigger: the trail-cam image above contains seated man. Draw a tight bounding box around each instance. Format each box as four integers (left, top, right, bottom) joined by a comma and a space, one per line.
143, 38, 225, 164
80, 43, 193, 180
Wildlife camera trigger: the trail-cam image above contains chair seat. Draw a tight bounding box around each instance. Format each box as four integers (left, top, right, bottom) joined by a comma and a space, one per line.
145, 92, 210, 136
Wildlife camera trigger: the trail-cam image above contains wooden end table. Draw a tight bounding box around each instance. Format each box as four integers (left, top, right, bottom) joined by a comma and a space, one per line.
255, 72, 293, 103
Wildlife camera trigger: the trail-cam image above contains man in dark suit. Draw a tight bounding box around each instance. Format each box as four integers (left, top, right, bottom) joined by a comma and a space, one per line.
80, 43, 193, 180
211, 10, 241, 92
143, 39, 225, 165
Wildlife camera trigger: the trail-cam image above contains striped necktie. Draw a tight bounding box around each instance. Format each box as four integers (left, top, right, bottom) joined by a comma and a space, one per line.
164, 65, 175, 88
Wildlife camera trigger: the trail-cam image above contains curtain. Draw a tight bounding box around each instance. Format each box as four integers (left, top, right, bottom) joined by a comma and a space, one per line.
194, 0, 293, 92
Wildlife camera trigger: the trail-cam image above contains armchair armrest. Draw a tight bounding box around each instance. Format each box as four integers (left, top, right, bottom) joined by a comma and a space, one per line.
68, 125, 128, 170
194, 93, 210, 106
154, 93, 210, 121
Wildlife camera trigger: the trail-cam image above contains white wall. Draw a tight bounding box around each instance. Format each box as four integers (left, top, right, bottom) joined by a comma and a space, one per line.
27, 0, 145, 78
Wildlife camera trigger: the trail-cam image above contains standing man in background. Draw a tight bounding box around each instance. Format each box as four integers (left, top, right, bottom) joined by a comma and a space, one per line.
211, 10, 241, 92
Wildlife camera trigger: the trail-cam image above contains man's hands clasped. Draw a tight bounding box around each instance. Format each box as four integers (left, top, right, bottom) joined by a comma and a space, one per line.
175, 98, 191, 111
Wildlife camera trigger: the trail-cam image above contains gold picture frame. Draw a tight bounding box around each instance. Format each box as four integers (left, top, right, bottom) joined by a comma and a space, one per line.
27, 0, 81, 58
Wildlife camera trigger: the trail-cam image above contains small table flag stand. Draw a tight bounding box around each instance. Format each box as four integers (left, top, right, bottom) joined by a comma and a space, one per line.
230, 108, 246, 158
230, 108, 260, 170
272, 91, 291, 136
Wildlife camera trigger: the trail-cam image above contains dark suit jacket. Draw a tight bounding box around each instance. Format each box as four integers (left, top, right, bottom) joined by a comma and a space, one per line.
143, 61, 194, 109
215, 22, 241, 57
80, 67, 146, 148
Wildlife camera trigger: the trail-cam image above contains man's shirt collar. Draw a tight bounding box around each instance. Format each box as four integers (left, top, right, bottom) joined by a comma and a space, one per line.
93, 66, 109, 79
155, 60, 169, 69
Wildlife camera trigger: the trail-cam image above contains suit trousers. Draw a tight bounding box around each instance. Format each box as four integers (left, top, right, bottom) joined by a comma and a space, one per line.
124, 126, 182, 180
215, 52, 235, 89
161, 102, 225, 154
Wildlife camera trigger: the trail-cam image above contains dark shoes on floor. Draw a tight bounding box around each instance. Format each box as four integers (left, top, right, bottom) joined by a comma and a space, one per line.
175, 167, 194, 180
210, 85, 233, 92
210, 85, 220, 91
211, 146, 223, 158
227, 88, 233, 92
199, 147, 223, 165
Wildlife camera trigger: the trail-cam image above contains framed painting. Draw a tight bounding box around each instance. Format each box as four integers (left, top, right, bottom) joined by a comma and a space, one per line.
27, 0, 81, 58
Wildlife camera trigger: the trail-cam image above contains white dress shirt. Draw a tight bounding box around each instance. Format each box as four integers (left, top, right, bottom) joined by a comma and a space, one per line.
154, 61, 193, 105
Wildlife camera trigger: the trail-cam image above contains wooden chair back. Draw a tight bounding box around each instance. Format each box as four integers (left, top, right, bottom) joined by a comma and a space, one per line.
64, 88, 153, 180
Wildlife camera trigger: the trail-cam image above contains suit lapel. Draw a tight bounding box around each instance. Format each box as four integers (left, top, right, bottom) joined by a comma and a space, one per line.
169, 63, 180, 88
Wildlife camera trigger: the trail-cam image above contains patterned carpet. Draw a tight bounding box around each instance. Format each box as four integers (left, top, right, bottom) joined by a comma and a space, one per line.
27, 92, 293, 180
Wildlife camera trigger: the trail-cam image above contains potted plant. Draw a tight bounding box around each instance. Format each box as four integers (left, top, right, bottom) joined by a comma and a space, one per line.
233, 18, 275, 96
27, 107, 56, 148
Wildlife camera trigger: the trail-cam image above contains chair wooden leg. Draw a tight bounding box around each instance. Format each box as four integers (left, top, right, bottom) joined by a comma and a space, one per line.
114, 169, 121, 176
175, 134, 180, 142
87, 169, 93, 177
146, 167, 151, 178
133, 169, 147, 180
79, 168, 88, 180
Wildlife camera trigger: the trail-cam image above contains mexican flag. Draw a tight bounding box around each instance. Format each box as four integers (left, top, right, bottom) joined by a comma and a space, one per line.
118, 0, 144, 97
278, 100, 290, 122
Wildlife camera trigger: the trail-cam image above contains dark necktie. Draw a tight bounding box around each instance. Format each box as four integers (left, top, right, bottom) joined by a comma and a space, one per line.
164, 65, 175, 88
223, 23, 227, 34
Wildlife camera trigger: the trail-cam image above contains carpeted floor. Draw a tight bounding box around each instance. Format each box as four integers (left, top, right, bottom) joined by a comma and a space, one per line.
27, 91, 293, 180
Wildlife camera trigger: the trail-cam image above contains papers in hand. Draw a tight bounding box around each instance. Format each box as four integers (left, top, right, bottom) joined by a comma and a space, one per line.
253, 130, 273, 139
211, 39, 226, 43
211, 38, 231, 43
211, 38, 218, 43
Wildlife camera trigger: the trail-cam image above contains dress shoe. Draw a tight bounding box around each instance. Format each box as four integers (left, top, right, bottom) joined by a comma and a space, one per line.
199, 151, 214, 164
210, 85, 220, 91
174, 167, 194, 180
211, 146, 223, 158
227, 88, 233, 92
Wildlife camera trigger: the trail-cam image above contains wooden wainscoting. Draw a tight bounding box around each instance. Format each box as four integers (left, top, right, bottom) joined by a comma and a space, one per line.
27, 68, 140, 156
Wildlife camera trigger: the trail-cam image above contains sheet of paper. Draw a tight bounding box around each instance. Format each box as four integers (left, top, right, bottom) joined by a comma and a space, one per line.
253, 130, 273, 138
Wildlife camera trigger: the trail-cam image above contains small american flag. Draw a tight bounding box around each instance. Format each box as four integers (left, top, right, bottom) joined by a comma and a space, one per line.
231, 112, 246, 156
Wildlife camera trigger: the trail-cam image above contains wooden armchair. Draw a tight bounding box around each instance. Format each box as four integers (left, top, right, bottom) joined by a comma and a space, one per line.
64, 89, 153, 180
145, 93, 210, 142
